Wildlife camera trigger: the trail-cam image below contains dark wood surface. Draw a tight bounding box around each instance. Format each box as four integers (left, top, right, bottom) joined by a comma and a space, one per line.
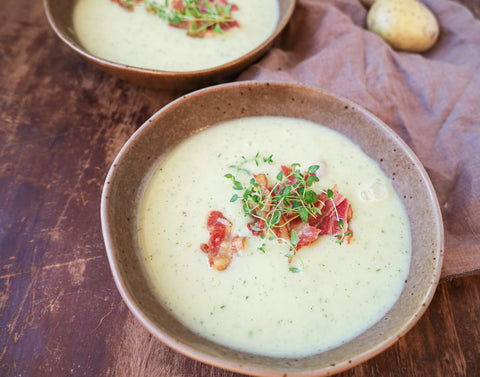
1, 1, 479, 376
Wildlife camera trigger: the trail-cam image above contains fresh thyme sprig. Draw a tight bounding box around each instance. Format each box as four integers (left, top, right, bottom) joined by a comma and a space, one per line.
226, 157, 322, 252
225, 154, 352, 265
228, 152, 273, 176
325, 188, 352, 245
114, 0, 238, 37
114, 0, 143, 11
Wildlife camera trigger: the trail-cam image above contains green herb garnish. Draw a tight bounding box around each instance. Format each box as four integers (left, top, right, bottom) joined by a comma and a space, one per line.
113, 0, 238, 37
225, 154, 353, 272
227, 160, 322, 249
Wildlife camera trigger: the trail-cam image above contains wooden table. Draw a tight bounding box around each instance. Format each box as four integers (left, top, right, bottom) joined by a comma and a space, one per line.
1, 1, 479, 376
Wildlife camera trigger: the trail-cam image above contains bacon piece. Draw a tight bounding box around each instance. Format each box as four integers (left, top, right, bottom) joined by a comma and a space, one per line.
245, 170, 353, 252
309, 186, 353, 243
230, 236, 246, 252
207, 210, 231, 230
171, 0, 184, 10
272, 215, 291, 241
251, 172, 353, 247
111, 0, 143, 11
289, 187, 352, 250
200, 211, 245, 270
254, 173, 268, 189
219, 20, 239, 32
281, 165, 297, 185
167, 0, 240, 37
280, 164, 321, 190
246, 173, 272, 237
291, 221, 322, 249
220, 164, 354, 270
202, 211, 231, 256
247, 219, 266, 236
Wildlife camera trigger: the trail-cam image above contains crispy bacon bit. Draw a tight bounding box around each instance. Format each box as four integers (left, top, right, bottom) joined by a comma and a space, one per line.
230, 235, 246, 252
207, 161, 353, 270
111, 0, 143, 12
200, 211, 245, 270
291, 222, 322, 249
312, 185, 353, 241
247, 219, 265, 236
171, 0, 184, 10
112, 0, 239, 38
246, 169, 353, 254
155, 0, 239, 38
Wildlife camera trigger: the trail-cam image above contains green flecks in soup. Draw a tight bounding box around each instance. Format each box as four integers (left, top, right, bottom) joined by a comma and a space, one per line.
137, 116, 411, 357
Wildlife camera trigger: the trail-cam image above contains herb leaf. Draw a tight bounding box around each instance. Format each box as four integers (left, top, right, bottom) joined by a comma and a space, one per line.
290, 229, 299, 247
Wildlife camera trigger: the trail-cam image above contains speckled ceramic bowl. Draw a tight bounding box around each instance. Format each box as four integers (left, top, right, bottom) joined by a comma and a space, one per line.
44, 0, 295, 90
101, 81, 444, 376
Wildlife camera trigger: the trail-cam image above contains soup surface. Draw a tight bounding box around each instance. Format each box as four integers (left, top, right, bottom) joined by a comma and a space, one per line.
73, 0, 279, 71
138, 116, 411, 357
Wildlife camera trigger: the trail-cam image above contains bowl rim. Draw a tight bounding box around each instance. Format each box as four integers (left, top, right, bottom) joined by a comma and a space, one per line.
100, 80, 444, 377
43, 0, 297, 76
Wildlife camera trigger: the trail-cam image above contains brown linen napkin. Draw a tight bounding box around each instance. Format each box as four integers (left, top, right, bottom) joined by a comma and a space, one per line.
237, 0, 480, 280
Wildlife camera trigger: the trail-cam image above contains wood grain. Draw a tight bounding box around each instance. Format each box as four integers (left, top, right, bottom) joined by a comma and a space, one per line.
0, 0, 479, 376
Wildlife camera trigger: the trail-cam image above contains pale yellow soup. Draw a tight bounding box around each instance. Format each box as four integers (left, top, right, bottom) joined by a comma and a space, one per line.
73, 0, 279, 71
137, 116, 411, 357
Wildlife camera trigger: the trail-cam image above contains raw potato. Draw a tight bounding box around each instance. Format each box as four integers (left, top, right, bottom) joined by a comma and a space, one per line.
367, 0, 439, 53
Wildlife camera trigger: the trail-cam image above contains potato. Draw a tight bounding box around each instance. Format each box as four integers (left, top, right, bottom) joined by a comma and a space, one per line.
367, 0, 439, 53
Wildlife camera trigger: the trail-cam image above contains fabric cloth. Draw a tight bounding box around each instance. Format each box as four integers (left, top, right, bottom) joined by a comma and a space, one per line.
237, 0, 480, 280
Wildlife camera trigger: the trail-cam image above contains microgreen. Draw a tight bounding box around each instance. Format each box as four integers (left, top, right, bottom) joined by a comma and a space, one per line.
229, 152, 269, 177
290, 229, 299, 248
327, 188, 334, 199
114, 0, 238, 37
226, 157, 323, 252
258, 243, 266, 253
263, 154, 274, 164
114, 0, 143, 11
226, 154, 351, 272
327, 193, 349, 245
151, 0, 237, 37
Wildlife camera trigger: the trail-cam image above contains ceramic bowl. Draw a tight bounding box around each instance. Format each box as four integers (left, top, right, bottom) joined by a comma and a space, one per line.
101, 81, 443, 376
44, 0, 295, 90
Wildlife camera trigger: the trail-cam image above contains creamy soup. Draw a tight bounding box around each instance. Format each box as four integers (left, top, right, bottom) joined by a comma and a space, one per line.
137, 116, 411, 357
73, 0, 279, 71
